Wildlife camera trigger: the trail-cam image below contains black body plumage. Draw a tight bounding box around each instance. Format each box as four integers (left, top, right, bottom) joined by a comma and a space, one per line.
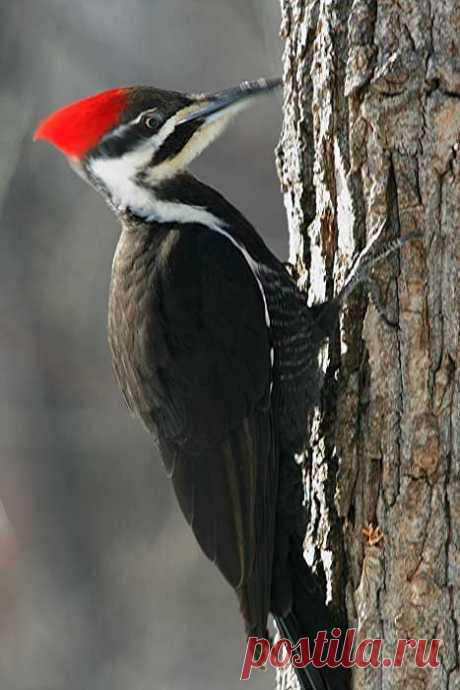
108, 174, 344, 690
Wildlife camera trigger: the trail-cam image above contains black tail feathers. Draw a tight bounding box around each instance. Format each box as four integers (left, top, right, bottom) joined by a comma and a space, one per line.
275, 540, 350, 690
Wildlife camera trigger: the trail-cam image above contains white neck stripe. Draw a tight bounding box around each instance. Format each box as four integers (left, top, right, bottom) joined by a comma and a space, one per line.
143, 196, 271, 330
145, 199, 271, 330
89, 156, 271, 330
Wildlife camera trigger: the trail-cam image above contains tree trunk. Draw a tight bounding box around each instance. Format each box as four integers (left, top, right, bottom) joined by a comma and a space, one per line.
276, 1, 460, 689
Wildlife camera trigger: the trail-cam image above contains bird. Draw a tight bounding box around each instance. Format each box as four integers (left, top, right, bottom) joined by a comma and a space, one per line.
34, 78, 413, 690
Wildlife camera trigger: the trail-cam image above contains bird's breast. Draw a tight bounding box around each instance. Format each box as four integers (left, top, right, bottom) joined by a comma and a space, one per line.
108, 224, 173, 430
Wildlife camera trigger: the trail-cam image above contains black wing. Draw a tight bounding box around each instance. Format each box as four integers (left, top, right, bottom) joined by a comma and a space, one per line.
138, 225, 277, 636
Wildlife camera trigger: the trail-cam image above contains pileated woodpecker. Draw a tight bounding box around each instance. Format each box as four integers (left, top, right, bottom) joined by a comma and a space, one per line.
35, 79, 412, 690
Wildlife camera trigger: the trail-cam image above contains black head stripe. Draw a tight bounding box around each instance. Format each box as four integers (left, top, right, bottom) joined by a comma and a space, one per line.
151, 120, 204, 166
96, 127, 147, 159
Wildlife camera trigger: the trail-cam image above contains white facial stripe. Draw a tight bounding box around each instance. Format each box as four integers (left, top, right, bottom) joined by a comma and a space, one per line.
90, 147, 154, 214
147, 99, 249, 181
101, 109, 177, 152
140, 102, 210, 152
146, 113, 233, 183
130, 108, 157, 125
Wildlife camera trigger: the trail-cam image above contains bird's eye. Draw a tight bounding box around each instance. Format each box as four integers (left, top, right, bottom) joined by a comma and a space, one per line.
140, 111, 163, 131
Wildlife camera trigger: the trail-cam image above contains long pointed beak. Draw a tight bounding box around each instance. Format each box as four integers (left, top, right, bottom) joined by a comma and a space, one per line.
181, 78, 282, 125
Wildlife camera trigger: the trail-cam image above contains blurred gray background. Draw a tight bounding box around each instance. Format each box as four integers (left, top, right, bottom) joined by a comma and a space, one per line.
0, 2, 286, 689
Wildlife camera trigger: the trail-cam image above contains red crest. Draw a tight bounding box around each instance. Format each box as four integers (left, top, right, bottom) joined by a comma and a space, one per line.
34, 88, 130, 158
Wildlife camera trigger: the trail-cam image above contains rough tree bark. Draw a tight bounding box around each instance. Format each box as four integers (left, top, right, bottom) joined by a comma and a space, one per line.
276, 1, 460, 689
